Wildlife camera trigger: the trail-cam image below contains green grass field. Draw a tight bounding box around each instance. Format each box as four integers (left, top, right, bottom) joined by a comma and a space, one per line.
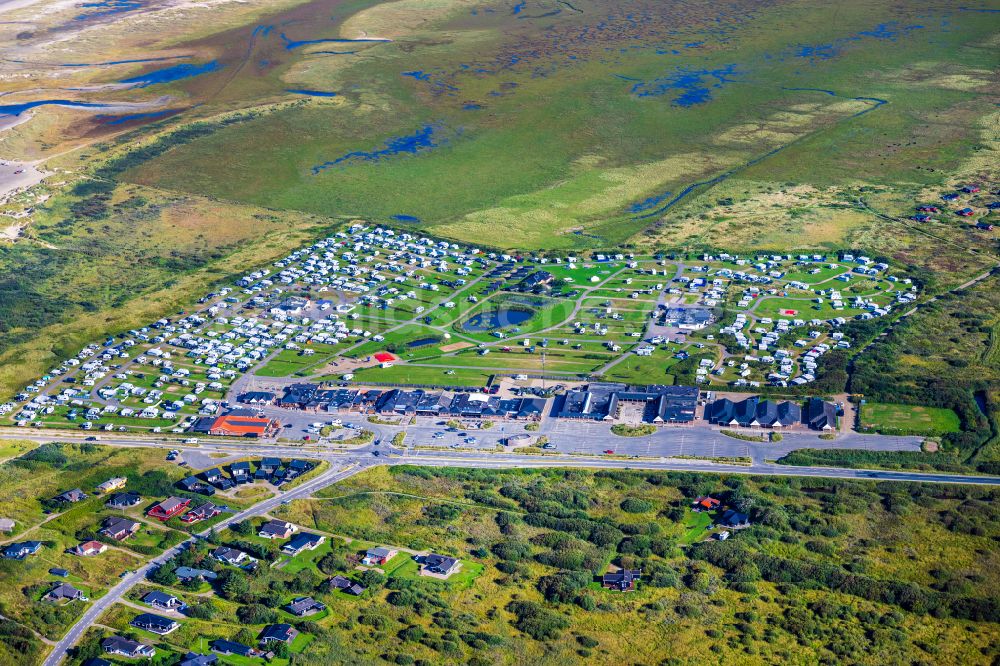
861, 402, 962, 436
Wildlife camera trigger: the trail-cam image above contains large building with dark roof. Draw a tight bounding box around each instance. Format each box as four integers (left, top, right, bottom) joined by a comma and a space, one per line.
553, 383, 698, 423
707, 396, 801, 427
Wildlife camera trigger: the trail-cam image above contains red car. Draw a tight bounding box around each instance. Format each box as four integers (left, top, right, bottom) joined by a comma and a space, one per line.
603, 449, 615, 454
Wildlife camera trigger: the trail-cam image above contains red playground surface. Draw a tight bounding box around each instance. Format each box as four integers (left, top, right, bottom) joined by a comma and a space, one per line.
780, 309, 798, 316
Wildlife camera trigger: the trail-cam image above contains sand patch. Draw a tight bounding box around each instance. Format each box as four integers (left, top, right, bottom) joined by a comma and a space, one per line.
439, 341, 474, 353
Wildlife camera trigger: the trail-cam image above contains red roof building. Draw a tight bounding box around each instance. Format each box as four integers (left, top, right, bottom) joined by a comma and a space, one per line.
148, 497, 191, 521
207, 415, 279, 438
693, 496, 721, 512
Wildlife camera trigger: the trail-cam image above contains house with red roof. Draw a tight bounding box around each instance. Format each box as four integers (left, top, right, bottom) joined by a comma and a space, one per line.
148, 497, 191, 521
206, 414, 279, 438
692, 496, 721, 512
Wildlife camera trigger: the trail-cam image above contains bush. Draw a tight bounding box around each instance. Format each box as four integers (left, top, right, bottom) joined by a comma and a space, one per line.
237, 604, 278, 625
507, 601, 569, 641
538, 570, 592, 603
620, 497, 654, 513
610, 424, 657, 437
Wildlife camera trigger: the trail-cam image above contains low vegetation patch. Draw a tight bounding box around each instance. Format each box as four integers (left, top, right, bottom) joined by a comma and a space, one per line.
610, 424, 657, 437
720, 429, 766, 442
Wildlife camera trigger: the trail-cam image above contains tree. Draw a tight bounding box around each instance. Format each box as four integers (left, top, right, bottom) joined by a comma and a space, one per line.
538, 570, 592, 603
230, 520, 253, 536
620, 497, 654, 513
492, 540, 531, 561
220, 570, 251, 601
317, 551, 348, 575
186, 602, 216, 620
360, 569, 387, 590
148, 565, 177, 586
507, 601, 569, 641
232, 628, 255, 646
237, 604, 278, 625
727, 489, 756, 514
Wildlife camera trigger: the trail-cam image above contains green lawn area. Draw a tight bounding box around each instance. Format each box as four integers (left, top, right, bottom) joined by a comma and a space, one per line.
679, 509, 713, 545
0, 439, 38, 461
280, 540, 333, 574
860, 402, 961, 436
602, 350, 682, 384
388, 558, 484, 590
346, 364, 494, 388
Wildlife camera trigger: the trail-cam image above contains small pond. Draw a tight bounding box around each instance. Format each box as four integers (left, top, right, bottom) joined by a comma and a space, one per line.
463, 307, 534, 332
407, 337, 441, 348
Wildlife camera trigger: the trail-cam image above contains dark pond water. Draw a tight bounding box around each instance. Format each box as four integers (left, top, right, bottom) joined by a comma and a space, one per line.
407, 337, 440, 348
463, 307, 534, 332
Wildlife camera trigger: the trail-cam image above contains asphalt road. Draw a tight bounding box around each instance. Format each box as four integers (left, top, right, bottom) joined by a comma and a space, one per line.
2, 428, 994, 486
41, 462, 367, 666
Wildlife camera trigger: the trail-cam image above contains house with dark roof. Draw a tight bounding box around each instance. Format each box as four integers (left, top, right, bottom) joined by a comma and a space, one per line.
45, 582, 87, 602
3, 540, 42, 560
327, 575, 365, 595
554, 383, 697, 424
375, 389, 423, 415
202, 468, 223, 484
415, 391, 452, 416
446, 392, 502, 418
177, 476, 214, 496
229, 461, 252, 482
362, 546, 397, 566
101, 516, 141, 541
142, 590, 185, 611
258, 519, 296, 540
175, 566, 218, 582
105, 491, 142, 509
259, 458, 282, 473
285, 596, 326, 617
179, 652, 218, 666
209, 639, 258, 658
553, 383, 621, 420
259, 623, 298, 646
237, 392, 275, 405
213, 546, 251, 566
278, 384, 319, 409
102, 636, 155, 659
806, 397, 839, 430
56, 488, 87, 503
182, 503, 221, 524
720, 509, 750, 528
755, 400, 801, 427
130, 612, 180, 635
708, 396, 801, 428
419, 553, 460, 576
602, 569, 641, 591
281, 532, 324, 556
